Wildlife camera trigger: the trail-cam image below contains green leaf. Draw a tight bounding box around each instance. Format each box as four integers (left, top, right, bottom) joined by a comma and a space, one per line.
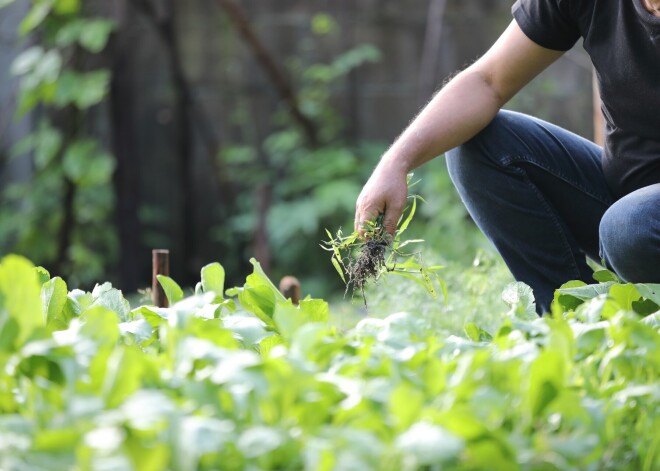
557, 282, 614, 302
608, 283, 642, 311
201, 262, 225, 301
222, 314, 269, 347
0, 255, 45, 345
593, 269, 619, 283
631, 298, 658, 316
62, 139, 115, 187
395, 423, 464, 465
132, 306, 168, 327
54, 18, 114, 52
81, 306, 120, 346
641, 312, 660, 328
635, 283, 660, 306
395, 239, 425, 250
259, 334, 285, 357
41, 277, 68, 328
19, 1, 54, 36
502, 282, 537, 319
119, 319, 154, 346
225, 258, 285, 327
0, 317, 19, 352
55, 70, 110, 109
176, 417, 235, 471
33, 124, 63, 169
388, 270, 435, 297
273, 301, 305, 339
33, 428, 80, 452
53, 0, 80, 14
330, 256, 346, 284
527, 350, 565, 418
389, 383, 424, 431
88, 282, 130, 322
79, 19, 115, 53
157, 275, 184, 306
237, 426, 284, 459
35, 266, 51, 285
103, 346, 144, 408
299, 298, 329, 323
10, 46, 44, 76
311, 13, 338, 35
54, 19, 83, 47
396, 195, 417, 236
464, 322, 480, 342
78, 70, 110, 108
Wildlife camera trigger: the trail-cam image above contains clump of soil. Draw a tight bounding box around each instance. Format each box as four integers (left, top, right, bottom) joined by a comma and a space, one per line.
346, 237, 390, 307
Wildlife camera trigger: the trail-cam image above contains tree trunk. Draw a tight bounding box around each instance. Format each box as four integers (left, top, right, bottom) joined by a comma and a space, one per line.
216, 0, 320, 148
110, 3, 143, 291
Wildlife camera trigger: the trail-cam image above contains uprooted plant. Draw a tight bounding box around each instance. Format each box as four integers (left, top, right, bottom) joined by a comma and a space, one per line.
322, 176, 446, 308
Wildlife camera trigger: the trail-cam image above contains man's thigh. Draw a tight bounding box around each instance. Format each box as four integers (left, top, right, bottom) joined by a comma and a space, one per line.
486, 110, 614, 261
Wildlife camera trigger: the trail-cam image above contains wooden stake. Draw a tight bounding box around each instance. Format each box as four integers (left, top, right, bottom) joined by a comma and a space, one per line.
279, 276, 301, 305
152, 249, 170, 307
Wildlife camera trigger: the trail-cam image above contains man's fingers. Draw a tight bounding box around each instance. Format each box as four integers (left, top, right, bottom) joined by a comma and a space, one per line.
355, 205, 381, 237
382, 209, 400, 236
354, 168, 407, 238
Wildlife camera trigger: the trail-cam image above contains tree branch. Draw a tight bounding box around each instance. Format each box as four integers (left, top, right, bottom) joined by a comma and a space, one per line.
215, 0, 319, 147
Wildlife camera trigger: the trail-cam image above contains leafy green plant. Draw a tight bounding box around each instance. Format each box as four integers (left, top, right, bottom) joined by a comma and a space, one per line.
0, 253, 658, 470
323, 176, 446, 308
0, 0, 116, 285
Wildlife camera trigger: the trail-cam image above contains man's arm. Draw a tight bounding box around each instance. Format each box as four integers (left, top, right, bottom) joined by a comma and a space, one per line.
355, 20, 565, 235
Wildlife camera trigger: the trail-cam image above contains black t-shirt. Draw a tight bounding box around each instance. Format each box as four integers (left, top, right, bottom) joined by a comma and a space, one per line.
512, 0, 660, 199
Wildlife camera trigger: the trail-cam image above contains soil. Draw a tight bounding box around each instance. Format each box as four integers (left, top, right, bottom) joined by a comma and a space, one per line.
347, 238, 389, 306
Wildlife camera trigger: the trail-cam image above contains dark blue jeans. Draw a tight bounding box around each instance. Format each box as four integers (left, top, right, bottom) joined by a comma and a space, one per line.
446, 110, 660, 314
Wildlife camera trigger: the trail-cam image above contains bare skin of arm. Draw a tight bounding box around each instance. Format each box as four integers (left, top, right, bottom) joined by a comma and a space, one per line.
354, 21, 565, 235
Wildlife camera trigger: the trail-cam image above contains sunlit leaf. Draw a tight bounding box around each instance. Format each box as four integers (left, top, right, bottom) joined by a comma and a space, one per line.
0, 255, 44, 345
396, 195, 417, 236
201, 262, 225, 301
395, 422, 464, 465
41, 277, 68, 329
19, 2, 53, 36
157, 275, 184, 306
330, 256, 346, 284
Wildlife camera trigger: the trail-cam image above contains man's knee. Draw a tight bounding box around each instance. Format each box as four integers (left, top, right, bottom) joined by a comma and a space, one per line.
599, 190, 660, 282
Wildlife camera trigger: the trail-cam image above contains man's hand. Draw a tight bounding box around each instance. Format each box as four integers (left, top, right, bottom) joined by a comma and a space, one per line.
354, 164, 408, 237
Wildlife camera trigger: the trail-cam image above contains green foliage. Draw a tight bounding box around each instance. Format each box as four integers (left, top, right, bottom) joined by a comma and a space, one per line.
1, 253, 658, 470
0, 0, 117, 285
218, 14, 384, 294
157, 275, 184, 306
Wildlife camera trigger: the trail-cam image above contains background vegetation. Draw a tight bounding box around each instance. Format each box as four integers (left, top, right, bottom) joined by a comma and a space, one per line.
0, 0, 595, 300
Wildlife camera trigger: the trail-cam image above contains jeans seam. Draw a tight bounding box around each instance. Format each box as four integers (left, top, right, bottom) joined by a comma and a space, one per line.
500, 154, 611, 206
512, 166, 584, 280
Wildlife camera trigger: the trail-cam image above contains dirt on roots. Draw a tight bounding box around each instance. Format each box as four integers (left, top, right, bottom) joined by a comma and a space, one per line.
347, 239, 389, 305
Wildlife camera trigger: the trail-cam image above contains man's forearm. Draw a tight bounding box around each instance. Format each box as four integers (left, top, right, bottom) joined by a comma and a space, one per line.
377, 68, 504, 174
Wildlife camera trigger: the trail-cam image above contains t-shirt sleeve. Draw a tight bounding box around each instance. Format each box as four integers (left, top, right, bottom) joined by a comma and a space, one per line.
512, 0, 581, 51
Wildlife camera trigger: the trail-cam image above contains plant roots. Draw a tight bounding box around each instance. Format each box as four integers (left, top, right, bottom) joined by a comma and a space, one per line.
347, 238, 389, 307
